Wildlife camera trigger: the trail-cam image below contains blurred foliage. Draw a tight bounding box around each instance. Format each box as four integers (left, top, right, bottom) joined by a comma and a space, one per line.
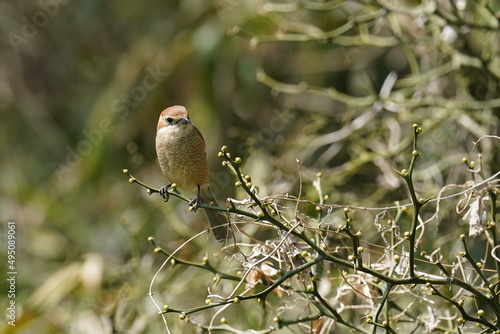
0, 0, 499, 333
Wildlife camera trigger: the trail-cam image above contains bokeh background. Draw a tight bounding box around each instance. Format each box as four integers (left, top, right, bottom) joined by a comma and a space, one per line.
1, 0, 499, 333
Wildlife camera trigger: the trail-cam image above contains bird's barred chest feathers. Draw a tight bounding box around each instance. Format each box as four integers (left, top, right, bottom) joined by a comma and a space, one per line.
156, 125, 209, 189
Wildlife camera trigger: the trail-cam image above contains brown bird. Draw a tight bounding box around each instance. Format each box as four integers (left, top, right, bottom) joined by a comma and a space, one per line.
155, 105, 230, 242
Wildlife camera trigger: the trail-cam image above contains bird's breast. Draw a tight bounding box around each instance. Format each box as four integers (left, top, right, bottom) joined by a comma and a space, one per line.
156, 125, 209, 191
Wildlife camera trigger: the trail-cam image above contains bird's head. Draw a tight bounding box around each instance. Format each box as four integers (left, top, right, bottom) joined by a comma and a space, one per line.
157, 105, 191, 131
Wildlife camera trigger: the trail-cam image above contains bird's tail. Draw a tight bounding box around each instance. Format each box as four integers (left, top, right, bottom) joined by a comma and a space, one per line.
200, 186, 231, 242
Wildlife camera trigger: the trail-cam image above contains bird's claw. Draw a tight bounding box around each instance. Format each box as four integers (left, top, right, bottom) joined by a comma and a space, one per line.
159, 185, 171, 202
189, 196, 201, 212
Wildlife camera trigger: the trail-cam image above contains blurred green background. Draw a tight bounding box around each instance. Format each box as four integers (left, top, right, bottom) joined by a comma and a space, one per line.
1, 0, 499, 333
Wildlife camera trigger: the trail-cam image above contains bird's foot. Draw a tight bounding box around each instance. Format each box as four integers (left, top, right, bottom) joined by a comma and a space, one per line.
189, 195, 202, 212
159, 184, 172, 202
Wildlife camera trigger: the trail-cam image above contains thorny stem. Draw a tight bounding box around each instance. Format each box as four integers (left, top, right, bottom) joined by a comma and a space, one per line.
460, 236, 500, 320
276, 314, 322, 328
160, 256, 323, 316
487, 190, 500, 301
307, 280, 369, 333
147, 238, 241, 282
429, 283, 497, 331
396, 125, 429, 278
122, 168, 232, 214
370, 283, 394, 334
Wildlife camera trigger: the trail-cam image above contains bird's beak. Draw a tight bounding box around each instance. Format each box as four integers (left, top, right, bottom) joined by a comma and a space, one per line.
178, 117, 190, 124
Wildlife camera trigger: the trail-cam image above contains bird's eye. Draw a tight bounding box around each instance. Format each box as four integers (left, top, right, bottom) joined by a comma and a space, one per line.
165, 117, 174, 124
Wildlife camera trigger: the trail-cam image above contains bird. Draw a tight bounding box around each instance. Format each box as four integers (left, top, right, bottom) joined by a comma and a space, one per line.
155, 105, 230, 242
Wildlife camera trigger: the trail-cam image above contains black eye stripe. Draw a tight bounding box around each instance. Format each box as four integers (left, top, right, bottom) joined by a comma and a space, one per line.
164, 116, 190, 125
